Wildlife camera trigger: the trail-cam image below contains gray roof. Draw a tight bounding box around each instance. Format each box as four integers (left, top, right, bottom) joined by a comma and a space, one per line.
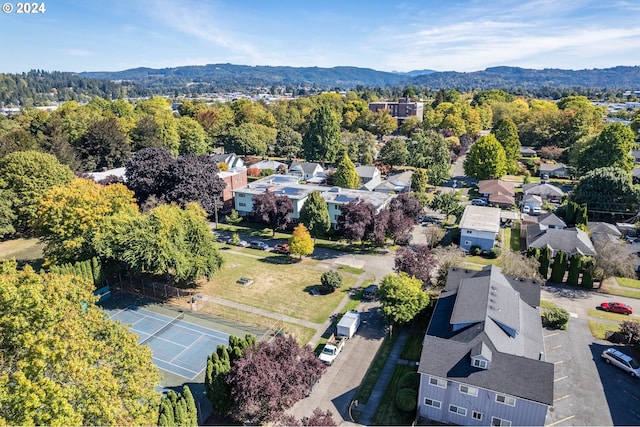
526, 226, 596, 256
459, 205, 501, 233
537, 212, 567, 228
354, 165, 380, 179
211, 153, 244, 169
522, 194, 543, 205
589, 221, 621, 237
289, 162, 324, 176
419, 266, 553, 406
251, 160, 287, 170
522, 183, 565, 198
539, 163, 567, 173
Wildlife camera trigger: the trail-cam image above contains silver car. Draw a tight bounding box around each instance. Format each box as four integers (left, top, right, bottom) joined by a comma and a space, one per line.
601, 348, 640, 377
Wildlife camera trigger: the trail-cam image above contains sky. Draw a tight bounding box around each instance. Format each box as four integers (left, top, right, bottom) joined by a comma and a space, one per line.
1, 0, 640, 74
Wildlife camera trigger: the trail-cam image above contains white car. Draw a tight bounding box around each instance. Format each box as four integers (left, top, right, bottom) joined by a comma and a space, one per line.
601, 348, 640, 377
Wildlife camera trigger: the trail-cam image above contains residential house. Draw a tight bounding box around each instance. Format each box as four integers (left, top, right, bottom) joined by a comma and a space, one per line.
478, 180, 515, 208
539, 163, 569, 178
355, 165, 382, 191
417, 265, 554, 427
374, 170, 413, 194
519, 147, 537, 157
459, 206, 501, 252
589, 221, 622, 244
288, 162, 325, 182
88, 167, 127, 182
249, 160, 288, 174
321, 187, 395, 228
218, 168, 248, 212
368, 97, 424, 125
211, 153, 244, 170
520, 194, 543, 213
522, 183, 565, 203
525, 225, 596, 257
531, 213, 567, 229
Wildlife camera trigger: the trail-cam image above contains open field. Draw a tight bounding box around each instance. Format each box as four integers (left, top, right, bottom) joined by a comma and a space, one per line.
201, 249, 357, 324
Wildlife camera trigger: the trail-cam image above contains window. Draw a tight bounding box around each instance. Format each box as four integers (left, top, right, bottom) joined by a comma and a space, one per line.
238, 193, 245, 198
491, 416, 512, 426
239, 202, 246, 207
424, 398, 441, 409
448, 404, 467, 416
466, 230, 473, 234
472, 411, 483, 421
429, 377, 447, 388
472, 358, 488, 369
495, 395, 516, 406
459, 385, 478, 397
465, 240, 472, 246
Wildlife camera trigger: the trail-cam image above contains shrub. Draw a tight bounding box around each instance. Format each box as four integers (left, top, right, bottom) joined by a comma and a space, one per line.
260, 168, 275, 177
398, 371, 420, 390
395, 388, 417, 413
470, 245, 482, 256
542, 307, 570, 330
247, 167, 261, 177
320, 270, 342, 293
489, 247, 502, 258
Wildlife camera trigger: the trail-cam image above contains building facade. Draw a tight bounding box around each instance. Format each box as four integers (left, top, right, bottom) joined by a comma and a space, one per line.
459, 206, 501, 252
368, 97, 424, 125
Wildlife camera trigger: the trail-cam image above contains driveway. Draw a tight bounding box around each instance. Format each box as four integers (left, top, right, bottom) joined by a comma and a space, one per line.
541, 283, 640, 426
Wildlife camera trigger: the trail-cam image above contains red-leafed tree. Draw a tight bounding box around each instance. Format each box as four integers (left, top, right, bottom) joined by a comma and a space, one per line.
394, 245, 438, 285
368, 208, 390, 246
227, 335, 325, 424
336, 200, 376, 244
388, 193, 423, 223
251, 191, 294, 236
387, 209, 414, 245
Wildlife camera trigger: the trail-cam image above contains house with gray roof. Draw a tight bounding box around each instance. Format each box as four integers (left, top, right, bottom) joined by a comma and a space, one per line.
589, 221, 622, 244
355, 165, 382, 191
250, 159, 287, 173
459, 206, 501, 252
211, 152, 244, 169
525, 225, 596, 257
539, 162, 569, 178
417, 265, 553, 426
288, 162, 325, 181
374, 170, 413, 194
522, 183, 565, 202
521, 194, 543, 212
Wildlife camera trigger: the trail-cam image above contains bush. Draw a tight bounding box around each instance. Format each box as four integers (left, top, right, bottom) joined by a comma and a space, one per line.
320, 270, 342, 293
398, 371, 420, 390
489, 247, 502, 258
542, 307, 570, 330
470, 245, 482, 256
395, 388, 417, 413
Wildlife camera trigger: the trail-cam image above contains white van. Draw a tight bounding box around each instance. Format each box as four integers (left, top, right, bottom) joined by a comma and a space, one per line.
601, 348, 640, 377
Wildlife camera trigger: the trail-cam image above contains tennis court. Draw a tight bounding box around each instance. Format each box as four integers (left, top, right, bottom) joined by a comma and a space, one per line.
108, 306, 230, 380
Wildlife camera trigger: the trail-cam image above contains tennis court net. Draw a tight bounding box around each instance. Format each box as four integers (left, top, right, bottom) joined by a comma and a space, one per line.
139, 311, 185, 345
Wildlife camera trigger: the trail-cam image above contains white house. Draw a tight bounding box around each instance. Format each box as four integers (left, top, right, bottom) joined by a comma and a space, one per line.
459, 206, 501, 252
288, 162, 325, 181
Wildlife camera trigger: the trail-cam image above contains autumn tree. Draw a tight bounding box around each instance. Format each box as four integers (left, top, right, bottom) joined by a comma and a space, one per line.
492, 118, 520, 174
333, 151, 360, 189
289, 223, 314, 259
499, 249, 542, 280
0, 260, 161, 425
252, 191, 294, 236
227, 335, 325, 424
0, 150, 74, 233
394, 245, 437, 285
463, 134, 507, 180
299, 191, 330, 240
379, 272, 429, 324
423, 224, 445, 249
303, 104, 341, 164
370, 108, 398, 137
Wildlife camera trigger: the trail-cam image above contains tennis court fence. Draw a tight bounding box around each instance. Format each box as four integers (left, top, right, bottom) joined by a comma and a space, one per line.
112, 275, 194, 301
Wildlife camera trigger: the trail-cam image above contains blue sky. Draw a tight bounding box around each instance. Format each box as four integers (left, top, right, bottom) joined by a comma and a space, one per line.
1, 0, 639, 74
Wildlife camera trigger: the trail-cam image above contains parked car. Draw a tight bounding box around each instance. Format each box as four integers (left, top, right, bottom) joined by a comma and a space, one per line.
272, 243, 290, 254
471, 198, 488, 206
236, 240, 249, 248
216, 236, 229, 243
363, 284, 379, 300
601, 348, 640, 377
522, 205, 531, 214
599, 301, 633, 315
532, 206, 541, 215
249, 240, 269, 250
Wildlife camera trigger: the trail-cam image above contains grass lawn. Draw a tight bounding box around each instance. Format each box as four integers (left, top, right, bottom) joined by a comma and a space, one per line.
588, 320, 620, 340
0, 238, 44, 261
371, 364, 418, 426
337, 265, 366, 275
599, 286, 640, 299
465, 255, 501, 266
587, 309, 640, 322
202, 250, 356, 324
540, 300, 559, 309
616, 277, 640, 289
342, 279, 374, 313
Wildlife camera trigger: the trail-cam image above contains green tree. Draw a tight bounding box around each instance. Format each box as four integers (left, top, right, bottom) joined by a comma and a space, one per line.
411, 168, 428, 193
572, 167, 640, 214
407, 130, 451, 185
429, 191, 463, 221
567, 253, 583, 286
0, 150, 74, 233
538, 246, 551, 280
299, 190, 330, 240
223, 122, 276, 156
0, 260, 161, 425
576, 122, 636, 174
463, 134, 507, 180
492, 118, 520, 174
0, 190, 16, 238
371, 108, 398, 137
378, 272, 429, 325
274, 126, 302, 159
289, 223, 314, 259
378, 137, 409, 166
158, 386, 198, 426
303, 104, 341, 164
320, 270, 343, 293
333, 151, 360, 189
77, 117, 131, 171
550, 251, 569, 283
225, 209, 243, 225
177, 116, 209, 155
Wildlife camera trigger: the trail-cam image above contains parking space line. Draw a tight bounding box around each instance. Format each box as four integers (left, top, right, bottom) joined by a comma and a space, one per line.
553, 360, 564, 365
623, 389, 640, 402
545, 332, 560, 338
554, 376, 568, 382
553, 394, 571, 402
549, 344, 562, 350
546, 415, 575, 426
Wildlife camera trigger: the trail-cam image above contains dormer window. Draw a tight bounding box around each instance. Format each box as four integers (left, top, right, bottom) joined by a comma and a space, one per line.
472, 357, 488, 369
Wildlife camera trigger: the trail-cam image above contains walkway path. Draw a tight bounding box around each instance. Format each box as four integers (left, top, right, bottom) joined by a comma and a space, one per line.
356, 326, 411, 426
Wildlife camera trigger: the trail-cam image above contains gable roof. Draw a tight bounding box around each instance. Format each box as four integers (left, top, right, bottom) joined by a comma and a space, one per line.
589, 221, 621, 237
522, 194, 543, 205
522, 183, 565, 198
354, 165, 380, 179
289, 162, 324, 176
459, 205, 501, 233
478, 179, 515, 197
251, 160, 287, 170
536, 212, 567, 228
419, 266, 553, 406
526, 226, 596, 256
211, 153, 244, 169
539, 163, 568, 173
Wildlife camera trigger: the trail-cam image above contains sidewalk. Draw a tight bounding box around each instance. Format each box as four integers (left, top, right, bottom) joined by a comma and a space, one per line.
356, 326, 411, 426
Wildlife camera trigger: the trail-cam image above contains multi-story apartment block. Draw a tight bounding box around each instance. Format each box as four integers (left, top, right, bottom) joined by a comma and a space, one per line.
368, 97, 424, 125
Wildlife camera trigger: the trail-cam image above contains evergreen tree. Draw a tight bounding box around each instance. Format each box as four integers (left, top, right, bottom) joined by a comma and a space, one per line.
567, 254, 583, 286
581, 258, 595, 288
333, 151, 360, 189
462, 134, 507, 180
158, 397, 175, 426
550, 251, 569, 283
302, 104, 341, 164
575, 203, 588, 226
299, 191, 330, 240
538, 246, 551, 279
411, 168, 428, 193
492, 118, 521, 174
183, 386, 198, 426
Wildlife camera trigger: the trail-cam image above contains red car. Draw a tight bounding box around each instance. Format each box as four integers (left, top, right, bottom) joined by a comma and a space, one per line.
600, 302, 633, 315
